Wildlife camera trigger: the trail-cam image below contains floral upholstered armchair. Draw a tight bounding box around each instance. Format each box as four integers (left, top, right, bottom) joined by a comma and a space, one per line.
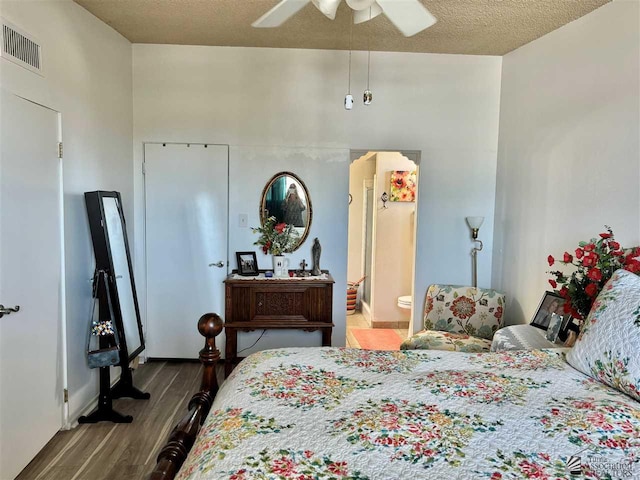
400, 284, 506, 353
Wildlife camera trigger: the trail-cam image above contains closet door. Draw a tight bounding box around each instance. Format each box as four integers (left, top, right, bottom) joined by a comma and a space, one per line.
144, 143, 228, 358
0, 92, 62, 479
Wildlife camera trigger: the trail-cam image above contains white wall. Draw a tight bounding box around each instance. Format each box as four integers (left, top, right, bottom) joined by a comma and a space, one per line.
0, 1, 133, 421
493, 0, 640, 325
347, 152, 375, 282
372, 152, 416, 326
133, 45, 502, 341
229, 146, 349, 353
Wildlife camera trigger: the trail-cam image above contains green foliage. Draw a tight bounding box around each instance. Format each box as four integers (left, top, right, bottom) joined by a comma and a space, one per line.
252, 216, 300, 255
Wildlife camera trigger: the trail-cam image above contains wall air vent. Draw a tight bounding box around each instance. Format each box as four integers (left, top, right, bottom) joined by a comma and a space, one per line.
1, 18, 43, 75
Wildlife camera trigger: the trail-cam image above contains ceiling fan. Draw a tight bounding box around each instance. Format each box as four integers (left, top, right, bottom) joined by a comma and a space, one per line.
252, 0, 437, 37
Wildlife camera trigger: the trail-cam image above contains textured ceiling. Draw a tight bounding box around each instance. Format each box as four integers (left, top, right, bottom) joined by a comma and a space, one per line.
73, 0, 610, 55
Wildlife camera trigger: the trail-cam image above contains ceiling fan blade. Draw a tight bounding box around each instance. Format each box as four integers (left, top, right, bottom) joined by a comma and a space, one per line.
311, 0, 342, 20
376, 0, 437, 37
252, 0, 311, 28
353, 2, 383, 24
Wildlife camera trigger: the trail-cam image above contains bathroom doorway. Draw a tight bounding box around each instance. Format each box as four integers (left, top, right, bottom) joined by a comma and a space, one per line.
346, 150, 420, 350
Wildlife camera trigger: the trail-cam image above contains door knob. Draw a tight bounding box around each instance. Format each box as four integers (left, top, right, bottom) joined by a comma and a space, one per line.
208, 261, 225, 268
0, 304, 20, 319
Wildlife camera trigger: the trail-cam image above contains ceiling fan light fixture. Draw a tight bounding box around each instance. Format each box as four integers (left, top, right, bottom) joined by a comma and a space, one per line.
345, 9, 354, 110
311, 0, 341, 19
345, 0, 376, 10
353, 3, 382, 24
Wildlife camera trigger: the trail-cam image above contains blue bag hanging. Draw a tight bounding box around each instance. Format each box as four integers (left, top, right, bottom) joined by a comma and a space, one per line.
86, 270, 121, 369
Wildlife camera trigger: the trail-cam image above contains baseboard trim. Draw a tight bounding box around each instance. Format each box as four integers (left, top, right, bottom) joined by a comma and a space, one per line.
361, 301, 372, 326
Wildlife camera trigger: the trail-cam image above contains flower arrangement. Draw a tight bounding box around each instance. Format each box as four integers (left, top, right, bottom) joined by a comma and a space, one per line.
252, 216, 300, 255
547, 226, 640, 322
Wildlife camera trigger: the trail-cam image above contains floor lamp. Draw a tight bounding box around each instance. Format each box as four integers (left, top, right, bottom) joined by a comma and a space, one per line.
466, 216, 484, 288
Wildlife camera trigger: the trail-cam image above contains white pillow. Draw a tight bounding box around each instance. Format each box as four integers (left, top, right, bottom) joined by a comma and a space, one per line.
566, 269, 640, 401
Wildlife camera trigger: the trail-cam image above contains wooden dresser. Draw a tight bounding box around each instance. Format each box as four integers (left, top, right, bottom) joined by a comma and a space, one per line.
224, 272, 334, 375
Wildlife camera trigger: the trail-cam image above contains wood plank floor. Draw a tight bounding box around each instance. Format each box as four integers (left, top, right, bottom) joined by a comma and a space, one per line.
16, 361, 208, 480
17, 320, 405, 480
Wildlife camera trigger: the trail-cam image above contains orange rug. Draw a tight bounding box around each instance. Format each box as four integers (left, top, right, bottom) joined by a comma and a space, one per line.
351, 328, 404, 351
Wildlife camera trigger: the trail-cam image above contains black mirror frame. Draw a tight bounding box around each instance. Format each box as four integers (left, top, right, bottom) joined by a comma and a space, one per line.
85, 191, 145, 362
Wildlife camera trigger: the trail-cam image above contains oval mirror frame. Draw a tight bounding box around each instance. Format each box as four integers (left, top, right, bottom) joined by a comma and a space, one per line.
260, 172, 312, 252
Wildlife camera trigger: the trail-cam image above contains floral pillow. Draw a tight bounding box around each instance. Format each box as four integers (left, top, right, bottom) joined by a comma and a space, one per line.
566, 269, 640, 401
423, 284, 505, 340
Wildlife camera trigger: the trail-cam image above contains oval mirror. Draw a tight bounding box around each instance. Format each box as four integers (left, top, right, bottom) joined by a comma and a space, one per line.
260, 172, 312, 252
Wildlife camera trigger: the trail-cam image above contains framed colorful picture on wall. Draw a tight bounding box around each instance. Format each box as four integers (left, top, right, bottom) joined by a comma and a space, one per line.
389, 170, 417, 202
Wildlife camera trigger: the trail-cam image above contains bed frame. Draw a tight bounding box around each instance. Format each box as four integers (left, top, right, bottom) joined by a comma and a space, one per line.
149, 313, 224, 480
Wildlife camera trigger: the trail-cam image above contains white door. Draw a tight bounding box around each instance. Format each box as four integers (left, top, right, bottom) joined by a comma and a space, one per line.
0, 92, 62, 479
145, 143, 228, 358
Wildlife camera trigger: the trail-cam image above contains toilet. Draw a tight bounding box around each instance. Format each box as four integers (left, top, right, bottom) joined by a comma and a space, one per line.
397, 295, 412, 310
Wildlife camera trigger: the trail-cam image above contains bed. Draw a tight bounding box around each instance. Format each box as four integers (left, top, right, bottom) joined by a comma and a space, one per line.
150, 270, 640, 480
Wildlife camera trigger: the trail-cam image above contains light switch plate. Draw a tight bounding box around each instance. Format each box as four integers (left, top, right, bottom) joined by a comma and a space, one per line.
239, 214, 248, 227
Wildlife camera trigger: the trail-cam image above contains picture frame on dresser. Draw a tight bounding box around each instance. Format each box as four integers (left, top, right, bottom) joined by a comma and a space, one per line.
530, 291, 567, 330
235, 251, 259, 276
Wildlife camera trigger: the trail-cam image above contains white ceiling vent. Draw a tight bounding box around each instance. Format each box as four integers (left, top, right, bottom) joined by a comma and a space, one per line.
1, 18, 43, 76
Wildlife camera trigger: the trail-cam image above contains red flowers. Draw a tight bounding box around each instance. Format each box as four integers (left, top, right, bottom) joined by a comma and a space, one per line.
547, 226, 640, 322
587, 268, 602, 281
585, 283, 598, 297
626, 259, 640, 273
274, 222, 287, 233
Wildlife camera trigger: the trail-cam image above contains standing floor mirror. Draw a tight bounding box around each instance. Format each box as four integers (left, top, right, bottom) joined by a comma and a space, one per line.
82, 191, 149, 423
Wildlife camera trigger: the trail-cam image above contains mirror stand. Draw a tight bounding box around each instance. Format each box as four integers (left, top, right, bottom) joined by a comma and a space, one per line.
83, 191, 150, 423
79, 274, 135, 424
78, 367, 133, 424
111, 369, 151, 400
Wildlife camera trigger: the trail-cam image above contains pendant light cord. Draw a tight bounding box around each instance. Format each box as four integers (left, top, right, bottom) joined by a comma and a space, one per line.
366, 7, 371, 90
367, 50, 371, 89
348, 11, 353, 93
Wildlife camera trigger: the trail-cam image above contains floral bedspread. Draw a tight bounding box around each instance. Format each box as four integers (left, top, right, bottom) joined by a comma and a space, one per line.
176, 348, 640, 480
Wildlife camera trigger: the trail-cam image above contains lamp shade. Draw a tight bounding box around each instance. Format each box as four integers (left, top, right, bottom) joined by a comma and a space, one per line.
466, 216, 485, 230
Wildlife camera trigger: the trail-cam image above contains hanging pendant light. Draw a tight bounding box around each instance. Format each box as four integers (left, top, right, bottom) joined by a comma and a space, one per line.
363, 6, 372, 105
345, 11, 354, 110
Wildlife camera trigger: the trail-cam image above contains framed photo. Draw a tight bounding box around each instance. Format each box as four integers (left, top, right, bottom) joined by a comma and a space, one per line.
545, 313, 563, 342
235, 251, 258, 276
530, 291, 569, 330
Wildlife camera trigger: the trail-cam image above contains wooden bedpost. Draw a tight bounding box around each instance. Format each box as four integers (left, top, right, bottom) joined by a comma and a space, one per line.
198, 312, 224, 398
149, 313, 223, 480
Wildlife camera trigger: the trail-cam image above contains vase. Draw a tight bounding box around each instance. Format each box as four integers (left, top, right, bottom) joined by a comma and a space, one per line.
272, 255, 290, 277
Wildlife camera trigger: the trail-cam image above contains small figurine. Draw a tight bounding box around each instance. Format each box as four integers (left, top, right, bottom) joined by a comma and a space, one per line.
311, 238, 321, 276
